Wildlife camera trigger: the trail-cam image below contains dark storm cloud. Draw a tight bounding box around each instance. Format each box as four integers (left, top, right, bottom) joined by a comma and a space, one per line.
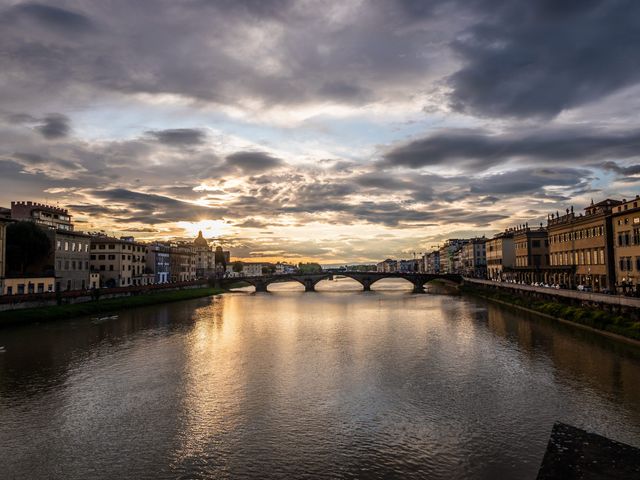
5, 3, 94, 33
36, 113, 70, 139
469, 168, 591, 195
146, 128, 206, 146
225, 151, 284, 173
383, 128, 640, 171
601, 161, 640, 177
448, 0, 640, 117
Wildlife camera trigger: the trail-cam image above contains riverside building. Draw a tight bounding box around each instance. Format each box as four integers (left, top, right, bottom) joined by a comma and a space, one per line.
460, 237, 487, 278
505, 224, 550, 284
612, 195, 640, 294
90, 236, 150, 288
10, 201, 73, 231
146, 243, 171, 284
486, 230, 515, 280
547, 200, 620, 292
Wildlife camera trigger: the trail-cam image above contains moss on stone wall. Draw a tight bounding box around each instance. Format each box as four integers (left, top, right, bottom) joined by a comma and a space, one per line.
460, 284, 640, 341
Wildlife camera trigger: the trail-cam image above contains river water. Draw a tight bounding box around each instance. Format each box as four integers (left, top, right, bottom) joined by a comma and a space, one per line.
1, 278, 640, 479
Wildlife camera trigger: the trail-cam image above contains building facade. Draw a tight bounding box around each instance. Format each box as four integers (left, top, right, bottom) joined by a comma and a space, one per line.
48, 229, 91, 291
242, 263, 264, 277
376, 259, 397, 273
424, 250, 440, 274
486, 231, 515, 280
460, 238, 487, 278
146, 243, 171, 284
612, 196, 640, 294
10, 201, 73, 231
169, 244, 196, 282
2, 276, 55, 295
506, 225, 550, 284
547, 200, 620, 292
193, 231, 215, 278
398, 259, 420, 273
90, 236, 150, 288
439, 239, 466, 274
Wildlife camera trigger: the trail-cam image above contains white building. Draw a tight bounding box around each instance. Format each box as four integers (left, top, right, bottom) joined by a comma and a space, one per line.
242, 263, 264, 277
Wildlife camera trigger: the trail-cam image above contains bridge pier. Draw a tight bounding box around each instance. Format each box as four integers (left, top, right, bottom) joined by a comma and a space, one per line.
412, 283, 426, 294
361, 279, 372, 291
303, 279, 315, 292
254, 282, 268, 293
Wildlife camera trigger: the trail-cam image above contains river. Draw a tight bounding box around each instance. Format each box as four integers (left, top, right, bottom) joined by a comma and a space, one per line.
1, 277, 640, 479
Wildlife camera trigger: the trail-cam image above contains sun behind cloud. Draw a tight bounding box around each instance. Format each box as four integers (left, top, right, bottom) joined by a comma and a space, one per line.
177, 220, 228, 239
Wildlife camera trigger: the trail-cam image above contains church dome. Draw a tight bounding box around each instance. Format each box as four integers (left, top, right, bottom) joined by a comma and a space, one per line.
193, 230, 209, 247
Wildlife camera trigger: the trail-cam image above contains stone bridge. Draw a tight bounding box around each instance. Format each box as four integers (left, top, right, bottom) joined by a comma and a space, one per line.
220, 271, 463, 293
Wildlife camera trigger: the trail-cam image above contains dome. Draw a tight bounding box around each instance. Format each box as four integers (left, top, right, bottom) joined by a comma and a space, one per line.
193, 230, 209, 247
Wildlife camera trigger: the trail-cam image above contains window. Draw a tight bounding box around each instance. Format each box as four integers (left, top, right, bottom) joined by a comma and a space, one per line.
98, 255, 105, 260
532, 240, 541, 248
72, 260, 76, 270
99, 244, 105, 250
64, 260, 69, 270
90, 255, 96, 260
109, 265, 114, 271
71, 242, 76, 252
108, 254, 116, 260
99, 265, 105, 271
64, 241, 69, 251
56, 240, 61, 250
600, 249, 605, 265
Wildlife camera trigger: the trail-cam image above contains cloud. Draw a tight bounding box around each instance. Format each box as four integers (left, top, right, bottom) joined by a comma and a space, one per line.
36, 113, 70, 139
146, 128, 206, 146
382, 127, 640, 171
448, 0, 640, 118
225, 151, 284, 173
469, 168, 591, 195
6, 3, 94, 33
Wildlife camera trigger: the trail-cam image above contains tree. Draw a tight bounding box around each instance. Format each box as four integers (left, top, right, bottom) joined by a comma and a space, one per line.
298, 262, 322, 273
232, 261, 244, 273
6, 221, 52, 275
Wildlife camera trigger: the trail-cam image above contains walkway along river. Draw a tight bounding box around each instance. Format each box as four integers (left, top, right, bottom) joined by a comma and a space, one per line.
1, 278, 639, 479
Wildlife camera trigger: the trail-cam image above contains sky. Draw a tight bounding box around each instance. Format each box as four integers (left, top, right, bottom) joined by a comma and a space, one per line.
0, 0, 639, 264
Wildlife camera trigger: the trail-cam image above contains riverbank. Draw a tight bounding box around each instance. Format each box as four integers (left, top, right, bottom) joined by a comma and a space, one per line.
0, 286, 224, 327
461, 283, 640, 344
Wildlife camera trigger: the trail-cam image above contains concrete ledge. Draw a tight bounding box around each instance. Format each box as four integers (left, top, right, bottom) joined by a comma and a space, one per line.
537, 423, 640, 479
464, 278, 640, 309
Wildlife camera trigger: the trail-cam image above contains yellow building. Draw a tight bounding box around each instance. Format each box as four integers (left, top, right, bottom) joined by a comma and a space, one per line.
90, 236, 150, 288
486, 230, 515, 280
547, 199, 620, 291
612, 195, 640, 294
2, 276, 55, 295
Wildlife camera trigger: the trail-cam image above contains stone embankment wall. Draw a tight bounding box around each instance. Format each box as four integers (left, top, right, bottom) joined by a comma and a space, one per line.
463, 278, 640, 315
0, 281, 209, 312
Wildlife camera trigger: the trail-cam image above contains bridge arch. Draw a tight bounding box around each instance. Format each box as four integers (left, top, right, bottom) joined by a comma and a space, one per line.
338, 273, 417, 292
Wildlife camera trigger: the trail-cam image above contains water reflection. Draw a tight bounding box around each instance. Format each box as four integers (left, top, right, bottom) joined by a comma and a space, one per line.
1, 280, 639, 479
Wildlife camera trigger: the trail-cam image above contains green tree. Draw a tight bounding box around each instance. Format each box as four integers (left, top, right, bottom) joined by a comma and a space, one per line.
6, 221, 52, 275
298, 262, 322, 273
232, 261, 244, 273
